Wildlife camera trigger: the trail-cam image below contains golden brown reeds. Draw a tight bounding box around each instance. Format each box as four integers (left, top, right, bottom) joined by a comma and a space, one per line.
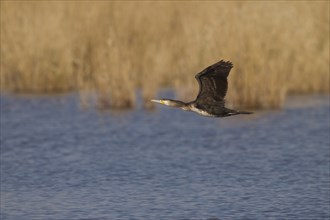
1, 2, 75, 93
1, 1, 329, 109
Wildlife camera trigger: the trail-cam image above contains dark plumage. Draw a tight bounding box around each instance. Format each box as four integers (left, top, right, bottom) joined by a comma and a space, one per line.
151, 60, 252, 117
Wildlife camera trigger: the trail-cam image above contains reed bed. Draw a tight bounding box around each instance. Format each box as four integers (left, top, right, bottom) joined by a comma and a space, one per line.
1, 1, 329, 109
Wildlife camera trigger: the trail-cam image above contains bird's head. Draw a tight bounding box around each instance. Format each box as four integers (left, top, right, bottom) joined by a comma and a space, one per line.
151, 99, 187, 108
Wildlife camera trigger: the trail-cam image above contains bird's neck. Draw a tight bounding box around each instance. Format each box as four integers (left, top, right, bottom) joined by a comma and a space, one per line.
166, 100, 189, 109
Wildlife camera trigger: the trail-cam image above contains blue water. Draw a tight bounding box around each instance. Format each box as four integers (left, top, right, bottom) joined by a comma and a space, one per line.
1, 93, 329, 220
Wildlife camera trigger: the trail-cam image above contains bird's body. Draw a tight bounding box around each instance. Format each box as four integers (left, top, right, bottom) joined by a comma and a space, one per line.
151, 60, 252, 117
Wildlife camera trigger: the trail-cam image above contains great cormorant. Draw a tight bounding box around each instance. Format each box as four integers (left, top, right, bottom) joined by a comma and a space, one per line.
151, 60, 253, 117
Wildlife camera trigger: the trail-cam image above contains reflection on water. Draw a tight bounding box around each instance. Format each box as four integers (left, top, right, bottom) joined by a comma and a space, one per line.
1, 93, 329, 220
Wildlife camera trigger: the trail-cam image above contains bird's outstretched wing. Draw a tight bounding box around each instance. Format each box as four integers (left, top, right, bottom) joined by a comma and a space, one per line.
194, 60, 233, 108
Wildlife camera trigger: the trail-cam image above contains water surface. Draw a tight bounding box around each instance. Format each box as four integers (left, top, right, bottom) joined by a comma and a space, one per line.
1, 94, 329, 220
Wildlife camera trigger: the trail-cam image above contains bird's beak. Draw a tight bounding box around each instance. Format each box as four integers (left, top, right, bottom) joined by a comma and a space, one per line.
151, 99, 164, 104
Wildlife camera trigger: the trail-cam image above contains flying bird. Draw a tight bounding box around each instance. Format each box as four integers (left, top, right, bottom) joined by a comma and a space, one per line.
151, 60, 252, 117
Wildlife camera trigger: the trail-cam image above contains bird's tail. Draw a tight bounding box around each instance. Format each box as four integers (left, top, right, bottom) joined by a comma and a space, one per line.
237, 110, 253, 114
